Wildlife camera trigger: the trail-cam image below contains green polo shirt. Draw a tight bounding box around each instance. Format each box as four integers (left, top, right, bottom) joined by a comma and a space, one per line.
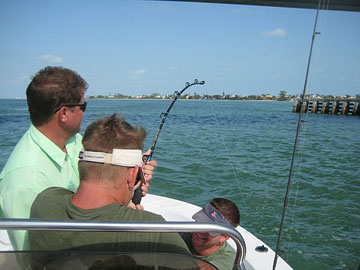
0, 124, 82, 250
192, 241, 235, 270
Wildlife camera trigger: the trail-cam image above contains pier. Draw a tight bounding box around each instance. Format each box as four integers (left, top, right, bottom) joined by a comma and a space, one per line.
292, 99, 360, 116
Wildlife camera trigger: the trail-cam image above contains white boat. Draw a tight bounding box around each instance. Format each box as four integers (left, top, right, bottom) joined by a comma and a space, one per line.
0, 1, 358, 270
0, 193, 292, 270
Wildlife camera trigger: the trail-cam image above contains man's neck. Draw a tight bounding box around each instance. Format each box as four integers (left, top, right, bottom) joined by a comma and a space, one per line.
36, 122, 71, 151
72, 181, 127, 209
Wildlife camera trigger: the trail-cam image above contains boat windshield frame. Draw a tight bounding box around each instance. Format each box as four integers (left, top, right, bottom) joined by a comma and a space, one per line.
0, 218, 247, 270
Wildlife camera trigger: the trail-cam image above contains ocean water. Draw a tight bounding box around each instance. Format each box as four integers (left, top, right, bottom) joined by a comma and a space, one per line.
0, 99, 359, 270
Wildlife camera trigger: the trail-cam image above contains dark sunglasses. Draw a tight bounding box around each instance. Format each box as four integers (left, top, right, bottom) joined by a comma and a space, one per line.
53, 102, 87, 114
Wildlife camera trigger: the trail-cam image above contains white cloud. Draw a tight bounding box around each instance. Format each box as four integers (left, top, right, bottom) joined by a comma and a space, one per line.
261, 28, 286, 37
132, 69, 147, 75
20, 74, 30, 80
166, 66, 176, 71
129, 69, 147, 79
39, 54, 63, 63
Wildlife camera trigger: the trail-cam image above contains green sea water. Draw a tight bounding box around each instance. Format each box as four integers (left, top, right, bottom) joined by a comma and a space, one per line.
0, 99, 359, 269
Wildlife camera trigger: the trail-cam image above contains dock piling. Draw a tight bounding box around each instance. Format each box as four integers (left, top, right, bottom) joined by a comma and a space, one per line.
293, 99, 359, 116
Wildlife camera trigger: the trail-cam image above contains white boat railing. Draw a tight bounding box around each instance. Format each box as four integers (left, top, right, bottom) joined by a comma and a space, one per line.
0, 218, 246, 270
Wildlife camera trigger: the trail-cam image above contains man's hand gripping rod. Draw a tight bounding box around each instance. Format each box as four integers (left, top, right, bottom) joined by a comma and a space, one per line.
132, 79, 205, 205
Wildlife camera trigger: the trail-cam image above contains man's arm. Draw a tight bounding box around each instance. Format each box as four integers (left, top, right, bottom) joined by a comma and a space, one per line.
0, 169, 54, 250
1, 188, 39, 250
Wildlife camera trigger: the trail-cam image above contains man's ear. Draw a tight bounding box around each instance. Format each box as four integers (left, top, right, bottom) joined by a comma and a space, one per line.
219, 235, 230, 245
127, 166, 139, 188
58, 107, 68, 123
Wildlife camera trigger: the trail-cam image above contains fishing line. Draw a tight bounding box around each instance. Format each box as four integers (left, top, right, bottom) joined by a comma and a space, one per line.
311, 1, 329, 84
283, 4, 330, 260
283, 111, 309, 259
208, 100, 246, 206
272, 0, 323, 268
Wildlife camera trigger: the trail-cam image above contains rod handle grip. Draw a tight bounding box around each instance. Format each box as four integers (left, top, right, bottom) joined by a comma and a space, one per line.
132, 168, 145, 205
132, 185, 143, 205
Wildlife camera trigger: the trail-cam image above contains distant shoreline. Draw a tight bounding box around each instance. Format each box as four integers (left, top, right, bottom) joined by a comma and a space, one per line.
0, 98, 292, 102
86, 98, 285, 101
1, 97, 358, 102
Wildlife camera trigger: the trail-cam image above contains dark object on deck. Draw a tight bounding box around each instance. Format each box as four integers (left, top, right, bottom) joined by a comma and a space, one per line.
255, 245, 268, 253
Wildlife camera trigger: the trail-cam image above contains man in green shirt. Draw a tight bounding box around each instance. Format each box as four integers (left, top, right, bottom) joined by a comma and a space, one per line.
29, 114, 190, 268
0, 67, 156, 251
183, 198, 240, 270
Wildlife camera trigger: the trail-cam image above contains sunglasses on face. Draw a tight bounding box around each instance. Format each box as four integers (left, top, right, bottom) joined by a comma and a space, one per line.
53, 102, 87, 114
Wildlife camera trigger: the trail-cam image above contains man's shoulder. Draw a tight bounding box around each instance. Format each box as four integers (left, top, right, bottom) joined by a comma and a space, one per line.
1, 127, 33, 163
31, 187, 72, 216
138, 209, 166, 221
0, 127, 37, 182
105, 205, 165, 222
38, 187, 72, 198
1, 126, 57, 176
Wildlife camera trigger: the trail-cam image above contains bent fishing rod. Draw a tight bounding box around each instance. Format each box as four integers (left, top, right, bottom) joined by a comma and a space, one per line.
132, 79, 205, 205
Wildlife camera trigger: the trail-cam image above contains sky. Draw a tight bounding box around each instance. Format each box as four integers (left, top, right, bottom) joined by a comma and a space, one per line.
0, 0, 359, 98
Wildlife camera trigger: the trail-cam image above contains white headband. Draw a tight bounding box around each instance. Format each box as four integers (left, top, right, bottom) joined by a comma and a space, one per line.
79, 149, 143, 167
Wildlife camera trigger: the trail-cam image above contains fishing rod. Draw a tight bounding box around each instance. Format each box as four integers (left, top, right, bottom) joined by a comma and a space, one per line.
132, 79, 205, 205
272, 2, 322, 269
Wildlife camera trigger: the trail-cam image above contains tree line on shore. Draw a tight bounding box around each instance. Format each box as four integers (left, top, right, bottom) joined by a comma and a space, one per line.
87, 90, 360, 101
